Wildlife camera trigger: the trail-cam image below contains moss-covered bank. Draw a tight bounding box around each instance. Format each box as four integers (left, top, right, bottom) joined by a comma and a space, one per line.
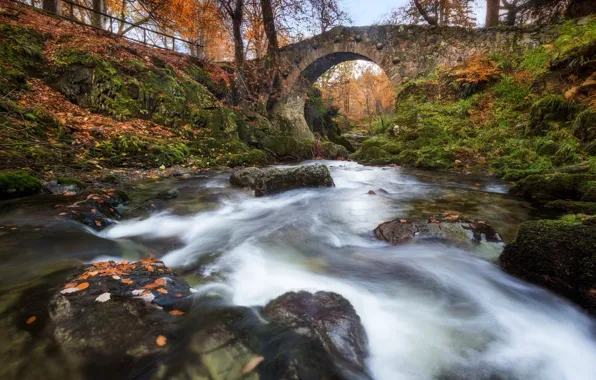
351, 17, 596, 178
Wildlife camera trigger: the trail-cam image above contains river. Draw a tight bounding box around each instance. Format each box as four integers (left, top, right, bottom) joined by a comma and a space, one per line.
1, 161, 595, 379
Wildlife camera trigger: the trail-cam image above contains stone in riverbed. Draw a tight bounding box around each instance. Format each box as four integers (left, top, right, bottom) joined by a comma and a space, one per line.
229, 166, 263, 188
374, 213, 503, 247
230, 164, 335, 197
48, 260, 194, 377
499, 216, 596, 314
263, 290, 370, 377
60, 189, 129, 231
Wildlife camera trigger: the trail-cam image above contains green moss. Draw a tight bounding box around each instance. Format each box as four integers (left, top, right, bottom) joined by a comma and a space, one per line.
545, 200, 596, 215
0, 170, 42, 199
492, 76, 530, 104
218, 149, 269, 167
572, 109, 596, 142
511, 173, 595, 202
499, 217, 596, 313
56, 177, 85, 188
519, 46, 550, 75
501, 168, 546, 182
579, 181, 596, 202
0, 24, 45, 95
526, 95, 582, 136
262, 136, 314, 159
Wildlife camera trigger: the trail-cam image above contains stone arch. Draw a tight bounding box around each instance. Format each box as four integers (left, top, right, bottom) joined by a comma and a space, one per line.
266, 24, 543, 138
272, 39, 400, 139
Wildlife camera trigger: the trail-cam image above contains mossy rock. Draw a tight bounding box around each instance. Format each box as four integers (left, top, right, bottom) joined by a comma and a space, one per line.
545, 200, 596, 215
499, 218, 596, 314
510, 173, 596, 202
350, 136, 402, 165
579, 181, 596, 202
0, 170, 42, 199
262, 136, 314, 159
0, 24, 46, 95
56, 177, 85, 188
501, 168, 547, 182
217, 149, 269, 167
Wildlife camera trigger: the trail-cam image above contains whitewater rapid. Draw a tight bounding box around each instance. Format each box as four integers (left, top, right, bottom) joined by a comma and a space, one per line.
101, 161, 596, 380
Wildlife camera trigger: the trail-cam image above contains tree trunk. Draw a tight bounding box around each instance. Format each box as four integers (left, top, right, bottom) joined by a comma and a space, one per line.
232, 0, 245, 69
92, 0, 106, 29
486, 0, 500, 27
565, 0, 596, 18
260, 0, 279, 58
413, 0, 438, 25
43, 0, 61, 15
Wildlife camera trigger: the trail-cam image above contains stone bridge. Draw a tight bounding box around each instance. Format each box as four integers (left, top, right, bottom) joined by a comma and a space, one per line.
269, 24, 550, 138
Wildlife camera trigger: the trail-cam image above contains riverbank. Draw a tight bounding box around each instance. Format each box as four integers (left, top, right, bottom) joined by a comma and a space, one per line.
0, 0, 351, 200
350, 16, 596, 177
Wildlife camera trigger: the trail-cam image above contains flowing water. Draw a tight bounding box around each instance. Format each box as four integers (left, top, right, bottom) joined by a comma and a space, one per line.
1, 161, 595, 379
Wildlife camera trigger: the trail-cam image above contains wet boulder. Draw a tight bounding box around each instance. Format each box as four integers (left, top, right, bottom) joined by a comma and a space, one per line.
263, 291, 370, 377
230, 165, 335, 197
499, 216, 596, 314
374, 213, 503, 247
153, 188, 180, 200
49, 259, 195, 377
255, 165, 335, 197
229, 166, 263, 188
61, 189, 129, 230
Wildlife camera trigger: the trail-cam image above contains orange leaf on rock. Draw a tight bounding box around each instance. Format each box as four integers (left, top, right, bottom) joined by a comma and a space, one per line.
242, 356, 264, 374
400, 219, 407, 223
156, 335, 167, 347
26, 316, 37, 325
63, 282, 77, 289
95, 220, 102, 227
121, 278, 133, 285
76, 282, 90, 291
157, 288, 168, 294
169, 310, 184, 316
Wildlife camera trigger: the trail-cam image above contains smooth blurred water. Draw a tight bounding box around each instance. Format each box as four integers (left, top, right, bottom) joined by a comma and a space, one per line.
99, 161, 596, 380
1, 161, 594, 380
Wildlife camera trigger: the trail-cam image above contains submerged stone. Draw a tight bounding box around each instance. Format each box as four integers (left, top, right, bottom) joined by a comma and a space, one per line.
374, 214, 503, 247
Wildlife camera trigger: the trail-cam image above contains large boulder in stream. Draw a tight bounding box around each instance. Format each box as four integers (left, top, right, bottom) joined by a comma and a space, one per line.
374, 213, 503, 247
48, 259, 195, 377
499, 216, 596, 314
230, 165, 335, 196
263, 291, 370, 378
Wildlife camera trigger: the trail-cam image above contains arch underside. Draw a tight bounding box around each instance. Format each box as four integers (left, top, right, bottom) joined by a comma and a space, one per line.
298, 52, 374, 90
272, 52, 382, 139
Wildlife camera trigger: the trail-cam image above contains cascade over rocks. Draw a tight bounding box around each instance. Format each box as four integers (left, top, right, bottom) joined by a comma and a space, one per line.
374, 213, 503, 247
263, 291, 371, 378
40, 261, 372, 379
230, 164, 335, 196
499, 217, 596, 314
